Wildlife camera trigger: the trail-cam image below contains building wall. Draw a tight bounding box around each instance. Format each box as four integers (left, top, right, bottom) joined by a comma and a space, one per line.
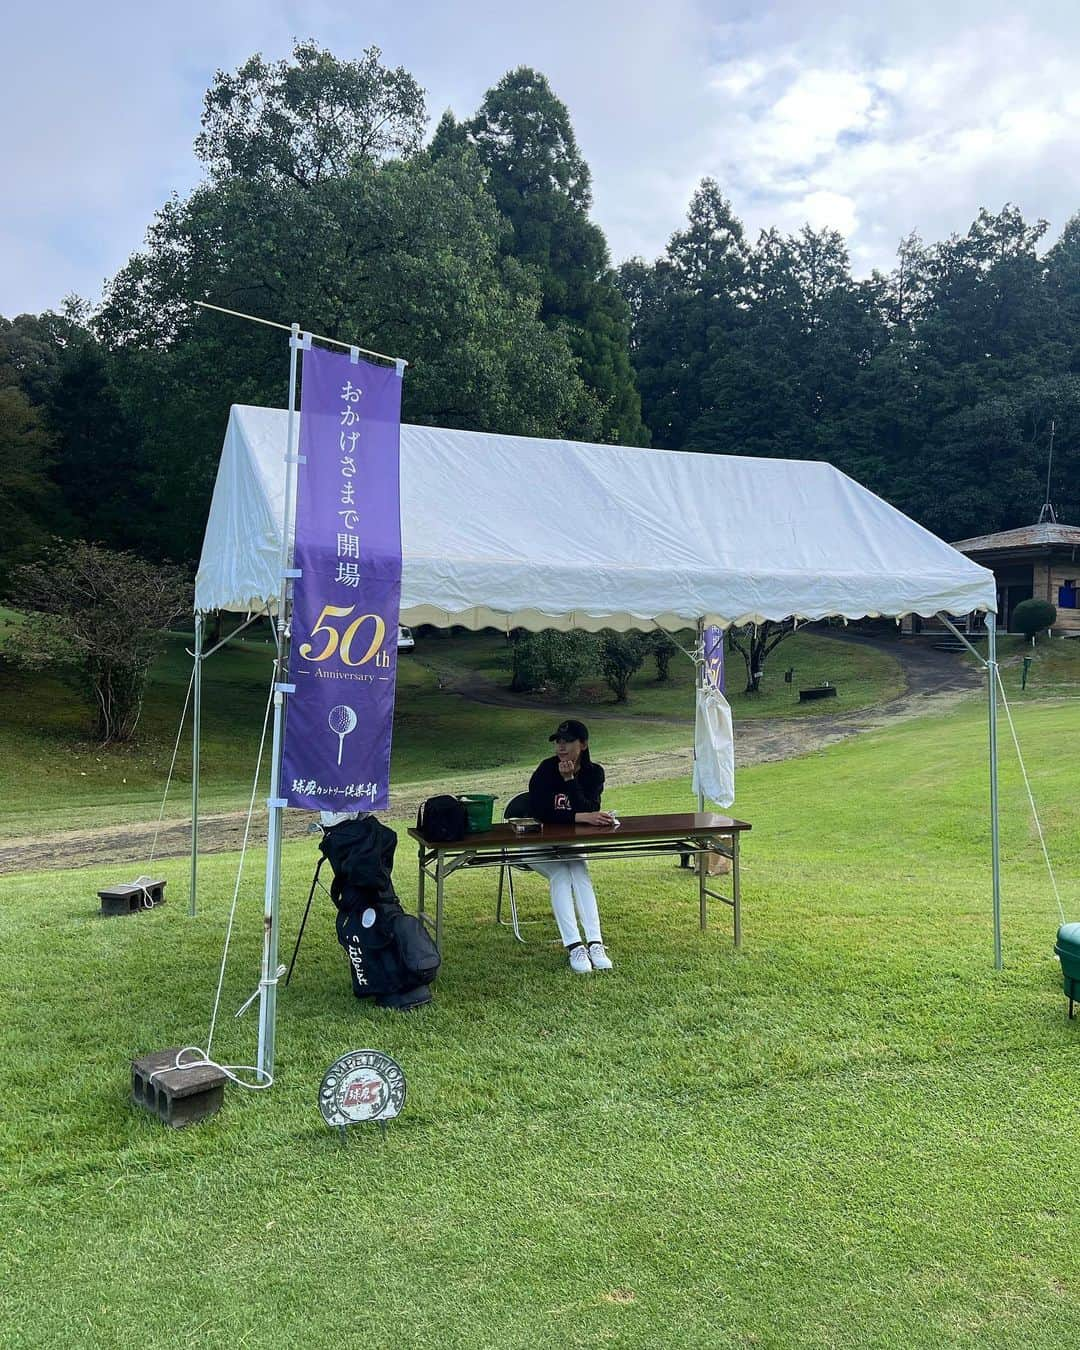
1043, 559, 1080, 632
890, 546, 1080, 635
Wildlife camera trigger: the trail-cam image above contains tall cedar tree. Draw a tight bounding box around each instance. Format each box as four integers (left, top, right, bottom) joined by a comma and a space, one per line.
438, 69, 647, 444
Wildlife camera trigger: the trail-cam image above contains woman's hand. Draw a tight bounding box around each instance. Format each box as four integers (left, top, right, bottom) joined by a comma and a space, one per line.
575, 811, 615, 826
557, 755, 577, 780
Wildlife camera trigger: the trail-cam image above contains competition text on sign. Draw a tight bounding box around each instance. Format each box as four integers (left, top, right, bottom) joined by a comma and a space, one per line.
281, 345, 404, 812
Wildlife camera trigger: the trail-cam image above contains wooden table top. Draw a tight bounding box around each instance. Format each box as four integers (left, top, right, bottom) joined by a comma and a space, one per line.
408, 811, 750, 850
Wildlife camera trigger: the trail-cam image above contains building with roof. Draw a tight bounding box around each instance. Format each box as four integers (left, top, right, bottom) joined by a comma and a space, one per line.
951, 523, 1080, 634
903, 522, 1080, 635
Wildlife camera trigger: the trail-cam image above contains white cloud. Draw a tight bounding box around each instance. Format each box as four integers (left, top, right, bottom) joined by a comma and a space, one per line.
709, 58, 772, 97
4, 2, 1080, 310
692, 11, 1080, 273
786, 190, 859, 237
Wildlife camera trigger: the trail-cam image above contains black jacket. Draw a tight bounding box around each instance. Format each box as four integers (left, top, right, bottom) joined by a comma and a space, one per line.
320, 815, 397, 887
319, 815, 399, 911
528, 755, 605, 824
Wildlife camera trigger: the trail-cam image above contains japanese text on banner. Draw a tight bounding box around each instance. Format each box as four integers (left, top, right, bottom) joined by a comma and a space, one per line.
280, 345, 403, 812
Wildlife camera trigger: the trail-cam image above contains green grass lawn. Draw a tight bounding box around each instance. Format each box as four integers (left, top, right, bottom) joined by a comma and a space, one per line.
424, 626, 905, 721
0, 627, 904, 839
993, 633, 1080, 696
2, 696, 1078, 1347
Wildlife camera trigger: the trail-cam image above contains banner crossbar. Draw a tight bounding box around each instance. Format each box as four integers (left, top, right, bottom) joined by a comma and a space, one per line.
194, 300, 409, 368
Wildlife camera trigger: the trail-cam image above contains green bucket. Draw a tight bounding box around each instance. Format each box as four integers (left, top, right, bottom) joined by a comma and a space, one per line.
459, 794, 496, 833
1055, 923, 1080, 1013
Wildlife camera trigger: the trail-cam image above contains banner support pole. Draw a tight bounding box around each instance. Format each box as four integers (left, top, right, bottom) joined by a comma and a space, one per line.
257, 322, 302, 1081
189, 613, 203, 916
988, 620, 1002, 970
695, 619, 706, 816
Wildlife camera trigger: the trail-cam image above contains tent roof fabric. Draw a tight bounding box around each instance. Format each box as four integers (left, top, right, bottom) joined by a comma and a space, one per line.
195, 405, 997, 630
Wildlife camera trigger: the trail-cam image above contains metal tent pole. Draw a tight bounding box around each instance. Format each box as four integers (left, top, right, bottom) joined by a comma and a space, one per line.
257, 322, 303, 1081
988, 621, 1002, 969
695, 619, 706, 815
936, 611, 1004, 968
189, 613, 203, 916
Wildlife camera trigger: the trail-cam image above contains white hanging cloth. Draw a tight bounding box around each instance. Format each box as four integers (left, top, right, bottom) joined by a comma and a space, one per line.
692, 685, 735, 808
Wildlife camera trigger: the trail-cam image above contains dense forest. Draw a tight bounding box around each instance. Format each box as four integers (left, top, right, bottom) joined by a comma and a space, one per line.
3, 40, 1080, 581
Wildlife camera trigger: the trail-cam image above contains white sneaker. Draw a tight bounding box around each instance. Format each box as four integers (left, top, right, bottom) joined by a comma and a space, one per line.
587, 942, 613, 971
568, 944, 592, 974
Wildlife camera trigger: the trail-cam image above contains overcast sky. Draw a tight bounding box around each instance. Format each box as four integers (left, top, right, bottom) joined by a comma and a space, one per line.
4, 0, 1080, 316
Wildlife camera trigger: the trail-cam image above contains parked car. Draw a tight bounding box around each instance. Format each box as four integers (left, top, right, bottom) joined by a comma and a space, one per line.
397, 625, 415, 650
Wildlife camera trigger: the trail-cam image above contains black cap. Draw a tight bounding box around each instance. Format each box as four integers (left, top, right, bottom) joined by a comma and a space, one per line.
549, 718, 589, 743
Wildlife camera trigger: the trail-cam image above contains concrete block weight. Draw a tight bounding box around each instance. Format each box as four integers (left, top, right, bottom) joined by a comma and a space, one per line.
131, 1047, 227, 1128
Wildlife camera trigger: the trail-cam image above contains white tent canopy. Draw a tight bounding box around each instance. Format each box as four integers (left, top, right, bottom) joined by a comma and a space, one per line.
191, 402, 1004, 1085
195, 405, 997, 627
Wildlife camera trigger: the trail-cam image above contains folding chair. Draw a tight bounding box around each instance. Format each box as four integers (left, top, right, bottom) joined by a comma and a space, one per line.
494, 791, 546, 943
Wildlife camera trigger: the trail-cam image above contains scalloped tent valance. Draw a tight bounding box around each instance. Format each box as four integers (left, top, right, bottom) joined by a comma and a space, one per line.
195, 405, 996, 628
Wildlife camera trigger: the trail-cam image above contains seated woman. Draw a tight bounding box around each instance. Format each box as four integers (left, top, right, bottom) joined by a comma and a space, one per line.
527, 719, 615, 973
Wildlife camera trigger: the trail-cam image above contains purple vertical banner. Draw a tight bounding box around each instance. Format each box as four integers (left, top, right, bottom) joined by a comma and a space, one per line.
281, 345, 403, 812
703, 625, 725, 694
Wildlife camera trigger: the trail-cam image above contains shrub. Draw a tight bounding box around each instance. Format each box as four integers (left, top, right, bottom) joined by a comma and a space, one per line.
598, 631, 646, 702
510, 630, 597, 697
3, 540, 191, 743
509, 631, 547, 692
1011, 598, 1057, 640
648, 631, 678, 682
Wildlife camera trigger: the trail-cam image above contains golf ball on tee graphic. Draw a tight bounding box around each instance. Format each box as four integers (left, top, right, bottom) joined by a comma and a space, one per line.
328, 705, 358, 765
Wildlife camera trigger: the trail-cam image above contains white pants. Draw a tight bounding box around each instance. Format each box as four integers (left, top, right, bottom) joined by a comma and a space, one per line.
528, 858, 602, 947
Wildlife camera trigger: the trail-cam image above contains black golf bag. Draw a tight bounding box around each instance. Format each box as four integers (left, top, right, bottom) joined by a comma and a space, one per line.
320, 816, 440, 1011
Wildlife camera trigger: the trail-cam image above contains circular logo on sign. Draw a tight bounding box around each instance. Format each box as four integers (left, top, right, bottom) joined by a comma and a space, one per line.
318, 1050, 406, 1127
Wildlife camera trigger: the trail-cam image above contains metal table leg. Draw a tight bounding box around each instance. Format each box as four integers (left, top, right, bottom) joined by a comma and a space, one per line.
435, 852, 446, 951
506, 866, 524, 943
732, 833, 742, 949
698, 840, 707, 931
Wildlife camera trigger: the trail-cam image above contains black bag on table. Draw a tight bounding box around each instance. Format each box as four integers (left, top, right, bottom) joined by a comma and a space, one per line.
416, 794, 468, 842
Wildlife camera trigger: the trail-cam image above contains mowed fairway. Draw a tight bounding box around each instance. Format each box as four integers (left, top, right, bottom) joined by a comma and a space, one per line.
2, 689, 1079, 1348
0, 626, 905, 840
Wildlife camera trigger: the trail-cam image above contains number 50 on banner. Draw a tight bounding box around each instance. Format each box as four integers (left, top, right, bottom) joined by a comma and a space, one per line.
299, 605, 388, 666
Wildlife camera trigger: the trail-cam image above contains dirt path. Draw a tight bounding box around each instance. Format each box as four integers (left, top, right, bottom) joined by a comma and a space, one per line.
0, 637, 980, 876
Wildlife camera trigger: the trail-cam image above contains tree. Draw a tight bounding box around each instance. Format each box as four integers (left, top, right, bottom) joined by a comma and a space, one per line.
4, 542, 191, 743
509, 630, 597, 697
465, 66, 591, 212
727, 621, 798, 694
0, 310, 78, 405
598, 631, 646, 702
620, 179, 748, 449
195, 40, 426, 184
646, 630, 677, 682
0, 386, 59, 583
454, 68, 647, 443
1, 308, 157, 553
96, 47, 591, 560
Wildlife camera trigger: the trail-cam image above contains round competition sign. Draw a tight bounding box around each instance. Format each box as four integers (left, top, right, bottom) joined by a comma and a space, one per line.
319, 1050, 407, 1127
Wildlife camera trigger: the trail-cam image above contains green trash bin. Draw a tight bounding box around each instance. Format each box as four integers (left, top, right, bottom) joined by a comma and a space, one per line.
1054, 923, 1080, 1018
459, 794, 496, 833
